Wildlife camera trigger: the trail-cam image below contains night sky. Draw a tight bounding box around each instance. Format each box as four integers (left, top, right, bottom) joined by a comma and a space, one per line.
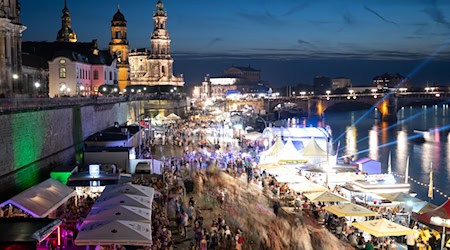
20, 0, 450, 86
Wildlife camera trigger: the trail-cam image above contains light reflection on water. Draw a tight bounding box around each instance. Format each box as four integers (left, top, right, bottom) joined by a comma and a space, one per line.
324, 105, 450, 205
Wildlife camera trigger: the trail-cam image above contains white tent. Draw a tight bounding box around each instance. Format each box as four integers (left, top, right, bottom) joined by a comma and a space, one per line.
300, 137, 329, 166
102, 183, 155, 199
85, 205, 151, 223
75, 220, 152, 246
259, 137, 284, 164
0, 178, 75, 218
288, 181, 328, 193
93, 194, 152, 209
245, 131, 262, 141
154, 113, 166, 120
166, 113, 181, 120
277, 138, 304, 163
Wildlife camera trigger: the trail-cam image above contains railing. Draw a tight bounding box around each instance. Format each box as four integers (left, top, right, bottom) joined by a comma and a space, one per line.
0, 94, 186, 113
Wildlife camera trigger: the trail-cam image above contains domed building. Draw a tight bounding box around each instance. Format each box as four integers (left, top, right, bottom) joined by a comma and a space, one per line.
56, 0, 77, 43
109, 6, 129, 91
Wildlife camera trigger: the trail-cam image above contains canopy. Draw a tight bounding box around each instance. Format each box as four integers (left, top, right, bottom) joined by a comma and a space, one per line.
154, 113, 166, 120
102, 183, 155, 199
412, 199, 450, 225
85, 205, 151, 223
0, 178, 75, 218
288, 181, 328, 193
93, 194, 152, 209
324, 203, 378, 217
277, 138, 304, 162
301, 137, 327, 156
351, 218, 414, 237
245, 131, 262, 141
75, 220, 152, 246
304, 191, 348, 203
378, 192, 423, 203
273, 174, 307, 184
166, 113, 180, 120
261, 137, 284, 157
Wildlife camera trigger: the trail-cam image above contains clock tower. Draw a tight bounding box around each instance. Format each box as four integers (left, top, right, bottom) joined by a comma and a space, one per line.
109, 6, 129, 92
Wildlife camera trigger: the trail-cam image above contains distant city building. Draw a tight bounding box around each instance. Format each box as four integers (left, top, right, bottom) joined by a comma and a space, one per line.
129, 1, 184, 87
23, 41, 118, 97
201, 75, 238, 99
223, 66, 261, 83
0, 0, 27, 96
56, 0, 77, 43
373, 73, 409, 89
109, 7, 129, 92
313, 76, 332, 94
48, 49, 117, 97
332, 77, 351, 90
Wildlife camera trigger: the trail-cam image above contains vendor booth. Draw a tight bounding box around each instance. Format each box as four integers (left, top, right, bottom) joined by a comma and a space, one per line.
0, 178, 75, 218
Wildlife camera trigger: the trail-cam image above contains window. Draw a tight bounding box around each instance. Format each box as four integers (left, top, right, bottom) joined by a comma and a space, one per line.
59, 59, 66, 64
162, 66, 165, 75
93, 70, 99, 80
59, 67, 66, 78
115, 31, 121, 39
109, 71, 112, 81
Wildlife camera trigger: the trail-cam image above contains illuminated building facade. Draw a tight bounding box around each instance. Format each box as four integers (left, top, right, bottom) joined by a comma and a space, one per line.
0, 0, 26, 96
129, 0, 184, 87
109, 7, 129, 92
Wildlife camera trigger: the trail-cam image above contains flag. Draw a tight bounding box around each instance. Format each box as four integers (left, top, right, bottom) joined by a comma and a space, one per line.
428, 162, 433, 200
387, 151, 392, 175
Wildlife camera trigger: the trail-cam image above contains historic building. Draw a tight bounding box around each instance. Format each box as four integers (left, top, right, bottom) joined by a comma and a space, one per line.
109, 7, 129, 92
373, 73, 410, 90
56, 0, 77, 43
129, 0, 184, 87
0, 0, 26, 96
223, 66, 261, 83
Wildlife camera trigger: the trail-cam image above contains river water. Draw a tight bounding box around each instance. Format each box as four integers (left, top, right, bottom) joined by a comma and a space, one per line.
322, 105, 450, 205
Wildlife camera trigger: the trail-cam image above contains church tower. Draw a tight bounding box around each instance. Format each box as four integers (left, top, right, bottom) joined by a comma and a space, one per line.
56, 0, 77, 42
129, 0, 184, 87
148, 0, 175, 81
109, 6, 129, 92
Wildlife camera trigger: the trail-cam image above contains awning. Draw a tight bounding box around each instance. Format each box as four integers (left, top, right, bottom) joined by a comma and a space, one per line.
324, 203, 378, 217
352, 218, 414, 237
0, 218, 61, 244
75, 220, 152, 246
304, 191, 348, 203
0, 178, 75, 218
288, 181, 328, 193
93, 194, 152, 210
102, 183, 155, 199
85, 205, 151, 223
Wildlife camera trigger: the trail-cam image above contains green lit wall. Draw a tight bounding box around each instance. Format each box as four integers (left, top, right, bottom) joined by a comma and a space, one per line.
0, 102, 129, 202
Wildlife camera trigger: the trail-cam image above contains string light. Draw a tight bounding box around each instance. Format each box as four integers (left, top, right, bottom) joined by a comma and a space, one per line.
390, 172, 448, 199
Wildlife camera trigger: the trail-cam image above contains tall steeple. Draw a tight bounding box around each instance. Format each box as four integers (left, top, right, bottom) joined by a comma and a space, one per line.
151, 0, 171, 60
56, 0, 77, 42
110, 5, 130, 91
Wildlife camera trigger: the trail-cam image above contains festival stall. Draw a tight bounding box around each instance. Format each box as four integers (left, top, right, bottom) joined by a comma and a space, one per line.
300, 137, 330, 166
84, 205, 151, 223
75, 220, 152, 246
259, 137, 284, 164
277, 138, 305, 163
304, 191, 348, 203
93, 194, 152, 210
0, 178, 75, 218
324, 203, 378, 217
351, 218, 414, 237
288, 181, 328, 193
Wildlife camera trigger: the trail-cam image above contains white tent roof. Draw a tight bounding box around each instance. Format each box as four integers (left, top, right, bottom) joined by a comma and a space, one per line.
85, 205, 151, 223
351, 218, 414, 237
94, 194, 152, 209
288, 181, 328, 193
301, 137, 328, 156
261, 137, 284, 157
0, 178, 75, 218
154, 113, 166, 120
277, 138, 304, 162
75, 220, 152, 246
102, 183, 155, 199
304, 191, 349, 203
166, 113, 180, 120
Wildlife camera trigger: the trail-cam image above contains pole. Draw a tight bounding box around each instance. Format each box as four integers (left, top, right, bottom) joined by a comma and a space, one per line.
442, 225, 446, 250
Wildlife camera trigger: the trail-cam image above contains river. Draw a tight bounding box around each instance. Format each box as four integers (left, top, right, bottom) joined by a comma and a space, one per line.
322, 104, 450, 205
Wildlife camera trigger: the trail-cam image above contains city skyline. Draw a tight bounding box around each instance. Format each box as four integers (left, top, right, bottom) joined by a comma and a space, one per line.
21, 0, 450, 86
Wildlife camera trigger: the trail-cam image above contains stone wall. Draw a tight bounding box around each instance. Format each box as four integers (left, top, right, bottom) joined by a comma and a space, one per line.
0, 102, 129, 201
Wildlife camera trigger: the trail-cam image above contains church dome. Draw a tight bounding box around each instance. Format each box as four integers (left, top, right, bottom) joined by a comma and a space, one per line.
113, 9, 126, 22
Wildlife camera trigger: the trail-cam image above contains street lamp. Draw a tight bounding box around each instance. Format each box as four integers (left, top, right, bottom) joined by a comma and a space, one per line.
12, 74, 19, 80
34, 82, 40, 88
430, 216, 450, 250
326, 90, 331, 95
